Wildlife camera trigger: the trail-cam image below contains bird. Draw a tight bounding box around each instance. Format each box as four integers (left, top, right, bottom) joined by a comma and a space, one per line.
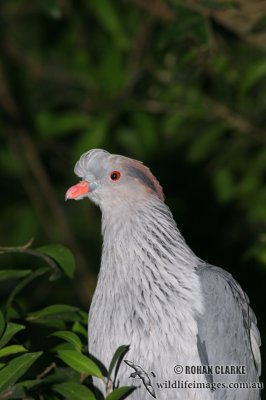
124, 360, 156, 398
66, 149, 261, 400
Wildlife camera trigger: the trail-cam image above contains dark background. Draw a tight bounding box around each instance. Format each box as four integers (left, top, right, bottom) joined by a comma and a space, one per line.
0, 0, 265, 396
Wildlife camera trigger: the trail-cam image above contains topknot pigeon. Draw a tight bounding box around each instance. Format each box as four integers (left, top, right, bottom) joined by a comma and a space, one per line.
66, 149, 261, 400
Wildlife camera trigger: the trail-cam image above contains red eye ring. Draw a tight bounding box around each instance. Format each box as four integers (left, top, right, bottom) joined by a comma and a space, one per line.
110, 171, 121, 181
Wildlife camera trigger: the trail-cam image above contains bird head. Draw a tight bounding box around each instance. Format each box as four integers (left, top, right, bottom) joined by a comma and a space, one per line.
66, 149, 164, 210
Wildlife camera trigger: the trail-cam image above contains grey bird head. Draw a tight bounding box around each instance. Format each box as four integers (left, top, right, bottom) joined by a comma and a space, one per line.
65, 149, 164, 209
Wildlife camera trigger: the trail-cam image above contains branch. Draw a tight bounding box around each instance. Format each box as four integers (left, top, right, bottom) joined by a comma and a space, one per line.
206, 98, 265, 140
131, 0, 175, 21
140, 97, 265, 142
36, 362, 56, 380
182, 0, 266, 52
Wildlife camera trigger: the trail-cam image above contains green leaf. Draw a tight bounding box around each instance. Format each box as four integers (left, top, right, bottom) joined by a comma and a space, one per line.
0, 311, 5, 338
187, 125, 225, 163
3, 379, 42, 399
0, 323, 25, 348
52, 331, 82, 351
37, 0, 62, 19
53, 382, 96, 400
106, 386, 136, 400
241, 61, 266, 94
29, 318, 67, 330
0, 345, 27, 358
36, 244, 75, 278
37, 112, 91, 138
74, 117, 109, 162
78, 311, 88, 325
43, 366, 80, 385
98, 48, 126, 94
87, 0, 126, 46
52, 342, 77, 352
108, 345, 130, 383
0, 270, 32, 281
213, 169, 235, 203
116, 128, 143, 157
57, 350, 102, 378
0, 352, 42, 392
245, 242, 266, 266
27, 304, 80, 321
72, 321, 87, 340
132, 113, 158, 156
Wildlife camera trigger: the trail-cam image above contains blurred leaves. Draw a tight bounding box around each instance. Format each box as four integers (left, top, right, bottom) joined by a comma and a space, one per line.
246, 235, 266, 269
1, 0, 265, 266
36, 112, 91, 139
37, 0, 62, 19
250, 15, 266, 34
87, 0, 127, 47
0, 312, 5, 339
73, 116, 110, 161
240, 61, 266, 95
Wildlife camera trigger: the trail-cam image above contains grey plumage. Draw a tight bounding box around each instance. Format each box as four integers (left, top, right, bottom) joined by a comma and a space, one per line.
66, 149, 261, 400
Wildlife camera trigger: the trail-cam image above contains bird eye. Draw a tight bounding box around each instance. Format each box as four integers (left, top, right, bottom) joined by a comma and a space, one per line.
110, 171, 121, 181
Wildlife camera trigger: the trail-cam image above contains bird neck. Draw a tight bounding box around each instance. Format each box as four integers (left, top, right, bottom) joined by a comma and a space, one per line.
100, 197, 200, 289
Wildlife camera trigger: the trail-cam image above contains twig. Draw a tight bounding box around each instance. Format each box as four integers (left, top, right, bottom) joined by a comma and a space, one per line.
131, 0, 175, 21
0, 238, 34, 251
206, 98, 265, 140
0, 391, 13, 400
36, 362, 56, 379
106, 378, 113, 395
139, 97, 265, 142
0, 244, 60, 273
182, 0, 266, 51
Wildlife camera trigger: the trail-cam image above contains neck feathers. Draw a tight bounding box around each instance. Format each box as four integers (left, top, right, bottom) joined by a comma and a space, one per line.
100, 198, 203, 315
101, 197, 198, 270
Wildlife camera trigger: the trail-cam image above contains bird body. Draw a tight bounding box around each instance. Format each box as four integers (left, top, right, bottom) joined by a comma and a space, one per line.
66, 149, 261, 400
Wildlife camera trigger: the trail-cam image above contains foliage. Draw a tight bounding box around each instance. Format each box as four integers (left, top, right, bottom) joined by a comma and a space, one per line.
0, 243, 133, 399
0, 0, 265, 397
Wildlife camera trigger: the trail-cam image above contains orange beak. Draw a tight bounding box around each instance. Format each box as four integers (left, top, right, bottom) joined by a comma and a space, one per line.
65, 181, 90, 200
